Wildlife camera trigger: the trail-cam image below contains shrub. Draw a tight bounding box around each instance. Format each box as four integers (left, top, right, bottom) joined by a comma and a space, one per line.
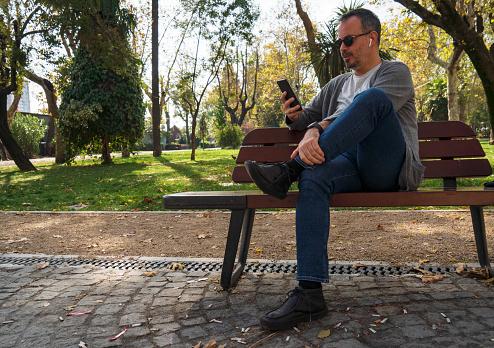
216, 124, 243, 149
10, 113, 47, 158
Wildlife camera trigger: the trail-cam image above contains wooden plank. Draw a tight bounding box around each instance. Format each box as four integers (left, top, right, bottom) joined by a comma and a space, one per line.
240, 121, 476, 148
245, 187, 494, 209
236, 138, 485, 164
242, 128, 305, 145
162, 191, 247, 210
419, 139, 485, 159
422, 159, 492, 178
236, 146, 297, 164
418, 121, 476, 139
232, 158, 492, 183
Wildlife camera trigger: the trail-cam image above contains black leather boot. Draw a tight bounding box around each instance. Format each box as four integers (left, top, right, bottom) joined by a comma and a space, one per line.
244, 161, 293, 200
260, 286, 328, 330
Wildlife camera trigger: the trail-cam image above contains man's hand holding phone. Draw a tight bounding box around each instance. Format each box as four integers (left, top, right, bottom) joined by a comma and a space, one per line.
277, 79, 304, 122
281, 92, 305, 122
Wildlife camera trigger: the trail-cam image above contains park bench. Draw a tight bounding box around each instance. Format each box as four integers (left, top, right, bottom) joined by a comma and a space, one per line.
163, 121, 494, 289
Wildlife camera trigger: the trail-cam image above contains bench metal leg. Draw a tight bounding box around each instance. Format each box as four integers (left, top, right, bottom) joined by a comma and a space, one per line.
470, 206, 494, 277
220, 208, 256, 289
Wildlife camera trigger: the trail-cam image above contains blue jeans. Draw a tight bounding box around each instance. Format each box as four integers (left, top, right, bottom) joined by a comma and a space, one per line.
295, 88, 406, 283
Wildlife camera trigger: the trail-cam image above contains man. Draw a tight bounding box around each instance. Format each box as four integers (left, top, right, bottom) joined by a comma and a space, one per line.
245, 8, 425, 330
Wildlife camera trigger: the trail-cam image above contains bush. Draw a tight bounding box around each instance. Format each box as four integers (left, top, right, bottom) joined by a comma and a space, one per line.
10, 113, 48, 158
216, 124, 243, 149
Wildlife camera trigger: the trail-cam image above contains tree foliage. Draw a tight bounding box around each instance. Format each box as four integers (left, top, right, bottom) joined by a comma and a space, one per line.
11, 113, 48, 158
58, 0, 145, 164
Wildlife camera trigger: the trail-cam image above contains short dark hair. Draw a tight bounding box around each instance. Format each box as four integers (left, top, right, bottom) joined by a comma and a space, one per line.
339, 8, 381, 44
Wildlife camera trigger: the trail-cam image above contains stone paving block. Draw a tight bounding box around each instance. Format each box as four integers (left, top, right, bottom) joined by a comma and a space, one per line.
119, 313, 148, 326
181, 316, 207, 326
180, 325, 209, 340
429, 292, 456, 300
323, 338, 368, 348
123, 338, 154, 347
373, 304, 402, 316
388, 314, 427, 327
355, 297, 382, 306
153, 332, 182, 346
400, 324, 437, 339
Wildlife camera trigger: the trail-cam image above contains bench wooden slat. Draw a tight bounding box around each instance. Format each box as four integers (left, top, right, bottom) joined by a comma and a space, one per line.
423, 159, 492, 178
417, 120, 476, 139
245, 187, 494, 209
236, 146, 296, 164
242, 128, 305, 145
232, 158, 492, 183
236, 139, 485, 164
241, 121, 476, 147
419, 139, 485, 159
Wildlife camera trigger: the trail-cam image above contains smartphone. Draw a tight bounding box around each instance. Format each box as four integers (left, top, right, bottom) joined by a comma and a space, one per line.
277, 79, 301, 108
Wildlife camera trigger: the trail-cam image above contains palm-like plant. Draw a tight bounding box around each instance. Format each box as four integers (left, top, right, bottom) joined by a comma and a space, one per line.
306, 1, 396, 87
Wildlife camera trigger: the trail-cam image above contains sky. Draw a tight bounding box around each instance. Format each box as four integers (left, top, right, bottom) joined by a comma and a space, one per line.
29, 0, 398, 117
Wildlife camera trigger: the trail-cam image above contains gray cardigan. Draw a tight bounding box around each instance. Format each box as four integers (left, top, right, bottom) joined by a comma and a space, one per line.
287, 60, 425, 191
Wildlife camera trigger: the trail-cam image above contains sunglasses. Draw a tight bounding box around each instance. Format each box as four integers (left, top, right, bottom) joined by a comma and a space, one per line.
336, 31, 372, 47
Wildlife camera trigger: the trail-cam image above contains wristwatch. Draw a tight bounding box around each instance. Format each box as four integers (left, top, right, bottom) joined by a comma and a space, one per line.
307, 122, 324, 135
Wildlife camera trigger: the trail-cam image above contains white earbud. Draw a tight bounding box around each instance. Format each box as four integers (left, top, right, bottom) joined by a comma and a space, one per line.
369, 38, 372, 47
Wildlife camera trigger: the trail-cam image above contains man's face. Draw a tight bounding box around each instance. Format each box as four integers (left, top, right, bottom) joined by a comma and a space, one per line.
337, 16, 370, 74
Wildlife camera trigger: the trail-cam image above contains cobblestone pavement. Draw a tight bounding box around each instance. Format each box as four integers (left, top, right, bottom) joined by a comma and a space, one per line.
1, 259, 494, 348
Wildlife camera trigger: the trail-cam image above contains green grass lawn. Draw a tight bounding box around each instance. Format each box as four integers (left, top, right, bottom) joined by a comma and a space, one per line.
0, 149, 254, 212
1, 140, 493, 212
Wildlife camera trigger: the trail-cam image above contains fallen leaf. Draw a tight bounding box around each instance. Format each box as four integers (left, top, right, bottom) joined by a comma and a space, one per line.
64, 305, 77, 311
204, 339, 217, 348
169, 263, 184, 271
193, 342, 201, 348
353, 263, 365, 268
377, 224, 383, 230
317, 329, 331, 338
33, 262, 50, 269
419, 258, 430, 265
422, 274, 447, 283
455, 264, 490, 278
143, 271, 158, 277
480, 278, 494, 283
426, 249, 438, 254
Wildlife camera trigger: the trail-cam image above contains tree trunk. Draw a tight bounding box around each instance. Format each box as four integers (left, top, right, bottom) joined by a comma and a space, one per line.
26, 71, 64, 162
151, 0, 161, 157
7, 92, 21, 126
190, 110, 198, 161
165, 109, 171, 144
294, 0, 322, 88
0, 93, 35, 171
101, 136, 112, 164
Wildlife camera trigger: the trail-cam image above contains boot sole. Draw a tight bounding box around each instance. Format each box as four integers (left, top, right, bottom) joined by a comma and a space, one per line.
244, 161, 287, 200
260, 307, 328, 331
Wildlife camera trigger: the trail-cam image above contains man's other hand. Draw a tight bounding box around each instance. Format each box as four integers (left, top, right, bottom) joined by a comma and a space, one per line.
281, 91, 304, 122
290, 128, 325, 166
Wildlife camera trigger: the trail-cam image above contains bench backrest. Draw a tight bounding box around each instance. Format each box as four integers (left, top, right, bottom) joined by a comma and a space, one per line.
232, 121, 492, 188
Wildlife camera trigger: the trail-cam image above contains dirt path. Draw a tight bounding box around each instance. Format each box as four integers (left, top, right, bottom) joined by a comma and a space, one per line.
1, 210, 492, 266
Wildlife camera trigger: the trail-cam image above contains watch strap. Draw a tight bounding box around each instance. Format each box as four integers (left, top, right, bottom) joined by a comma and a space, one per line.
308, 122, 324, 135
